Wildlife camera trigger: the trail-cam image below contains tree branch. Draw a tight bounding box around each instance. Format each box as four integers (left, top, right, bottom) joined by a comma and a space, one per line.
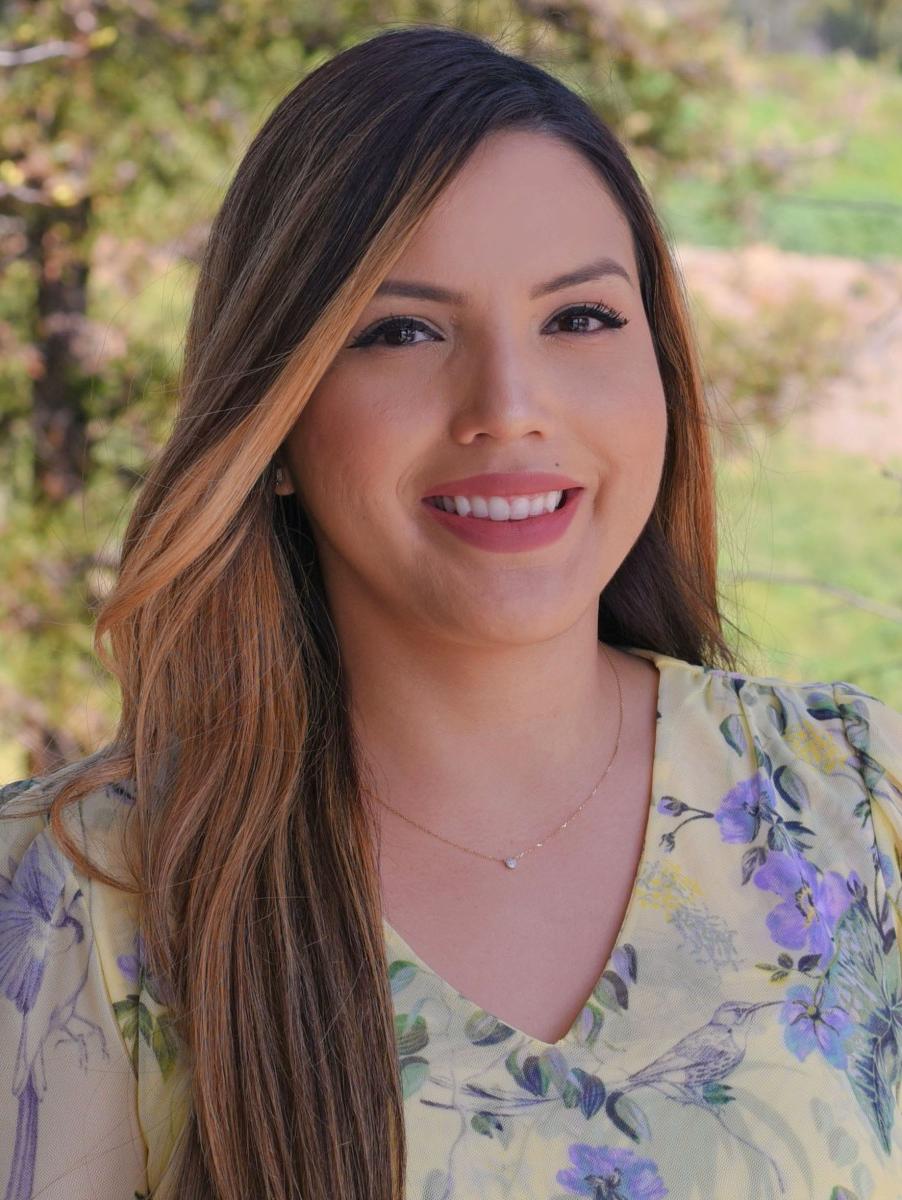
0, 41, 89, 68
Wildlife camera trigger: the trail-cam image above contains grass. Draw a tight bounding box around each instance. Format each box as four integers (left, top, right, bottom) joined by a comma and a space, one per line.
657, 51, 902, 258
716, 423, 902, 707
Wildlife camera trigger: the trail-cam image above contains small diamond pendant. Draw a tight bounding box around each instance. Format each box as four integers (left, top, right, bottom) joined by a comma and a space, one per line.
504, 856, 518, 869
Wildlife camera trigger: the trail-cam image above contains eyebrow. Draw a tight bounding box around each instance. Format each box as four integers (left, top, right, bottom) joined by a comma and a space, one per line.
373, 255, 633, 304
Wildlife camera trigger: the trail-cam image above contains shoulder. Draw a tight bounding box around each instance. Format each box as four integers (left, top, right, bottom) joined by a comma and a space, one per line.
663, 653, 899, 770
687, 659, 899, 792
0, 774, 143, 985
0, 776, 152, 1196
667, 658, 902, 956
0, 775, 143, 1015
0, 775, 190, 1198
670, 655, 901, 818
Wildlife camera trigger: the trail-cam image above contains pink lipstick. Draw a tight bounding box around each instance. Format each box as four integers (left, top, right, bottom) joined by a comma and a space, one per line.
420, 486, 584, 552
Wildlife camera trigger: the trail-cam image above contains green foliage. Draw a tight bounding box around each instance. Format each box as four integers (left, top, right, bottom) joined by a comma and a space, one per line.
658, 50, 902, 255
691, 282, 850, 434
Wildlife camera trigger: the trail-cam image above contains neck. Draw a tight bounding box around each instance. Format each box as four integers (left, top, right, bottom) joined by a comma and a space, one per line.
345, 622, 631, 837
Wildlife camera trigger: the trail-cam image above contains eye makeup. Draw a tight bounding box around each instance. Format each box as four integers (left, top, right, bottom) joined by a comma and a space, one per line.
347, 301, 628, 349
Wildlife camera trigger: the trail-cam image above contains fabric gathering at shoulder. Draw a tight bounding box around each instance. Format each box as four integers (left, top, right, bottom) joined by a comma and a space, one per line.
0, 777, 151, 1199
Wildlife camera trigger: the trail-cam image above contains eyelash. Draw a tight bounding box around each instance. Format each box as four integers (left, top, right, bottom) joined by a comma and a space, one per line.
347, 302, 629, 349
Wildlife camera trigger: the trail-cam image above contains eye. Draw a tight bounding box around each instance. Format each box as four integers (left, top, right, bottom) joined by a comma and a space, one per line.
547, 302, 629, 334
346, 301, 629, 350
348, 315, 438, 349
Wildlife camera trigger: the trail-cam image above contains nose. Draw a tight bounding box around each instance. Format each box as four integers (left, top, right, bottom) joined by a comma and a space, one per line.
447, 333, 556, 444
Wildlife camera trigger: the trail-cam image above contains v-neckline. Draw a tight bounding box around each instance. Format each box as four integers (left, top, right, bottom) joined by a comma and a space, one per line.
380, 644, 676, 1052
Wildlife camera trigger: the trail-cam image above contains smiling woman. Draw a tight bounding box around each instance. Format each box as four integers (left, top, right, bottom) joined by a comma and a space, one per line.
1, 21, 901, 1200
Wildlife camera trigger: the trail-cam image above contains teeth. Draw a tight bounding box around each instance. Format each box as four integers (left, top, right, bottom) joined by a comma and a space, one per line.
430, 491, 565, 520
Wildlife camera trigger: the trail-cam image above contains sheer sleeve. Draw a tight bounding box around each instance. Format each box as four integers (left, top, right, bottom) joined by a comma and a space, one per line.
0, 778, 149, 1199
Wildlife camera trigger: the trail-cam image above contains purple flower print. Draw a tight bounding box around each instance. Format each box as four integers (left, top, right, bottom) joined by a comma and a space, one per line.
557, 1143, 668, 1199
780, 982, 852, 1069
116, 929, 145, 988
753, 851, 851, 960
714, 774, 775, 844
116, 928, 173, 1007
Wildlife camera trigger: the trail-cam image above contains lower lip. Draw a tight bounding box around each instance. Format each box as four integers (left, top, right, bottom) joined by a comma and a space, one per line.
420, 489, 584, 552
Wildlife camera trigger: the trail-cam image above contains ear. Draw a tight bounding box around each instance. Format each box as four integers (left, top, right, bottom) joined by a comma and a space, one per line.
272, 456, 295, 496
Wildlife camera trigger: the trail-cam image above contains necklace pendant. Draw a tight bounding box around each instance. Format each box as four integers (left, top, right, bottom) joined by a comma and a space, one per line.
503, 856, 518, 869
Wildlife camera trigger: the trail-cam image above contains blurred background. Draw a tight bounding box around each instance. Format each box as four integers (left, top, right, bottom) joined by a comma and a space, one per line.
1, 0, 900, 779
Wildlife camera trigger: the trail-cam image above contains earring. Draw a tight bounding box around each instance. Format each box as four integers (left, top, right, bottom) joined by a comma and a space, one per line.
275, 466, 284, 488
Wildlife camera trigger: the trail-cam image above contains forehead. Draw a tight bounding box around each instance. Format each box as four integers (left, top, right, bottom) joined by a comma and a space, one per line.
391, 129, 637, 292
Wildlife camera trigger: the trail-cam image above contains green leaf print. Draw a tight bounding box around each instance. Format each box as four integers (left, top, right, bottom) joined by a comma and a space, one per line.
773, 764, 809, 812
114, 993, 183, 1079
701, 1081, 734, 1106
719, 713, 747, 756
151, 1012, 181, 1080
400, 1056, 429, 1098
388, 957, 418, 993
470, 1110, 504, 1138
570, 1065, 606, 1118
113, 993, 142, 1073
836, 701, 869, 752
113, 995, 139, 1042
805, 691, 841, 721
520, 1052, 552, 1097
604, 1089, 651, 1143
597, 969, 629, 1010
395, 1011, 429, 1055
138, 999, 154, 1046
764, 693, 788, 734
463, 1008, 517, 1045
828, 1188, 859, 1199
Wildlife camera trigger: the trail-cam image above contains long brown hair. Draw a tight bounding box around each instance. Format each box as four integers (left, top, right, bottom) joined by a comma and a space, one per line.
3, 23, 744, 1200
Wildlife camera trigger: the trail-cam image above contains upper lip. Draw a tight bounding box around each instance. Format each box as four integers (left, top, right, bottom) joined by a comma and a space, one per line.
422, 471, 583, 499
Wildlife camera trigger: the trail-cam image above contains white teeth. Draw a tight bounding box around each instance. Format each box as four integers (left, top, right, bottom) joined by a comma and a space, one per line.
429, 491, 565, 520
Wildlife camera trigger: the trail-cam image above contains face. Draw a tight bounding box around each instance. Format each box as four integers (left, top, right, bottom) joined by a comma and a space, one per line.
275, 130, 668, 651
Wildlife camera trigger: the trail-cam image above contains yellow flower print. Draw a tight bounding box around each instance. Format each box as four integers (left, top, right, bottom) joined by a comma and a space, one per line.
783, 722, 848, 775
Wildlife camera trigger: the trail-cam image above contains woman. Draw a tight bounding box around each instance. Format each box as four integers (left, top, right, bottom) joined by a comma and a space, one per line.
1, 23, 900, 1200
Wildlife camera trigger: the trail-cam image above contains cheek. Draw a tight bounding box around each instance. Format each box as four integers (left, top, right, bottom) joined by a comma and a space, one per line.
283, 384, 416, 525
586, 380, 668, 530
590, 370, 668, 470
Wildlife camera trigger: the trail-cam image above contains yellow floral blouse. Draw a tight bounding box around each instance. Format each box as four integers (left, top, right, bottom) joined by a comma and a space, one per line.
2, 647, 901, 1200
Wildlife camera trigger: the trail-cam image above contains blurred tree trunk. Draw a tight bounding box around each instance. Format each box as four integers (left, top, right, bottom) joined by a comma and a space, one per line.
27, 195, 92, 505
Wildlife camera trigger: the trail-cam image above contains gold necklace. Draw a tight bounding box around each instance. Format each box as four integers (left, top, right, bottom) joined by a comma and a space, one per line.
369, 642, 623, 870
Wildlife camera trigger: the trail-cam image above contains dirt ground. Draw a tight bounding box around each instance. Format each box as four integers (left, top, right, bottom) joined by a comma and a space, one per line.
675, 241, 902, 467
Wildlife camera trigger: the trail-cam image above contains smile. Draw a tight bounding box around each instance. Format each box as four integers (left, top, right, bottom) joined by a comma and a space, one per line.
424, 490, 567, 520
420, 488, 583, 552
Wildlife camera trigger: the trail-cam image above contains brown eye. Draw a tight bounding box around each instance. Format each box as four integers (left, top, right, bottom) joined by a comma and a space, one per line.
548, 303, 628, 334
349, 316, 440, 349
348, 302, 628, 350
